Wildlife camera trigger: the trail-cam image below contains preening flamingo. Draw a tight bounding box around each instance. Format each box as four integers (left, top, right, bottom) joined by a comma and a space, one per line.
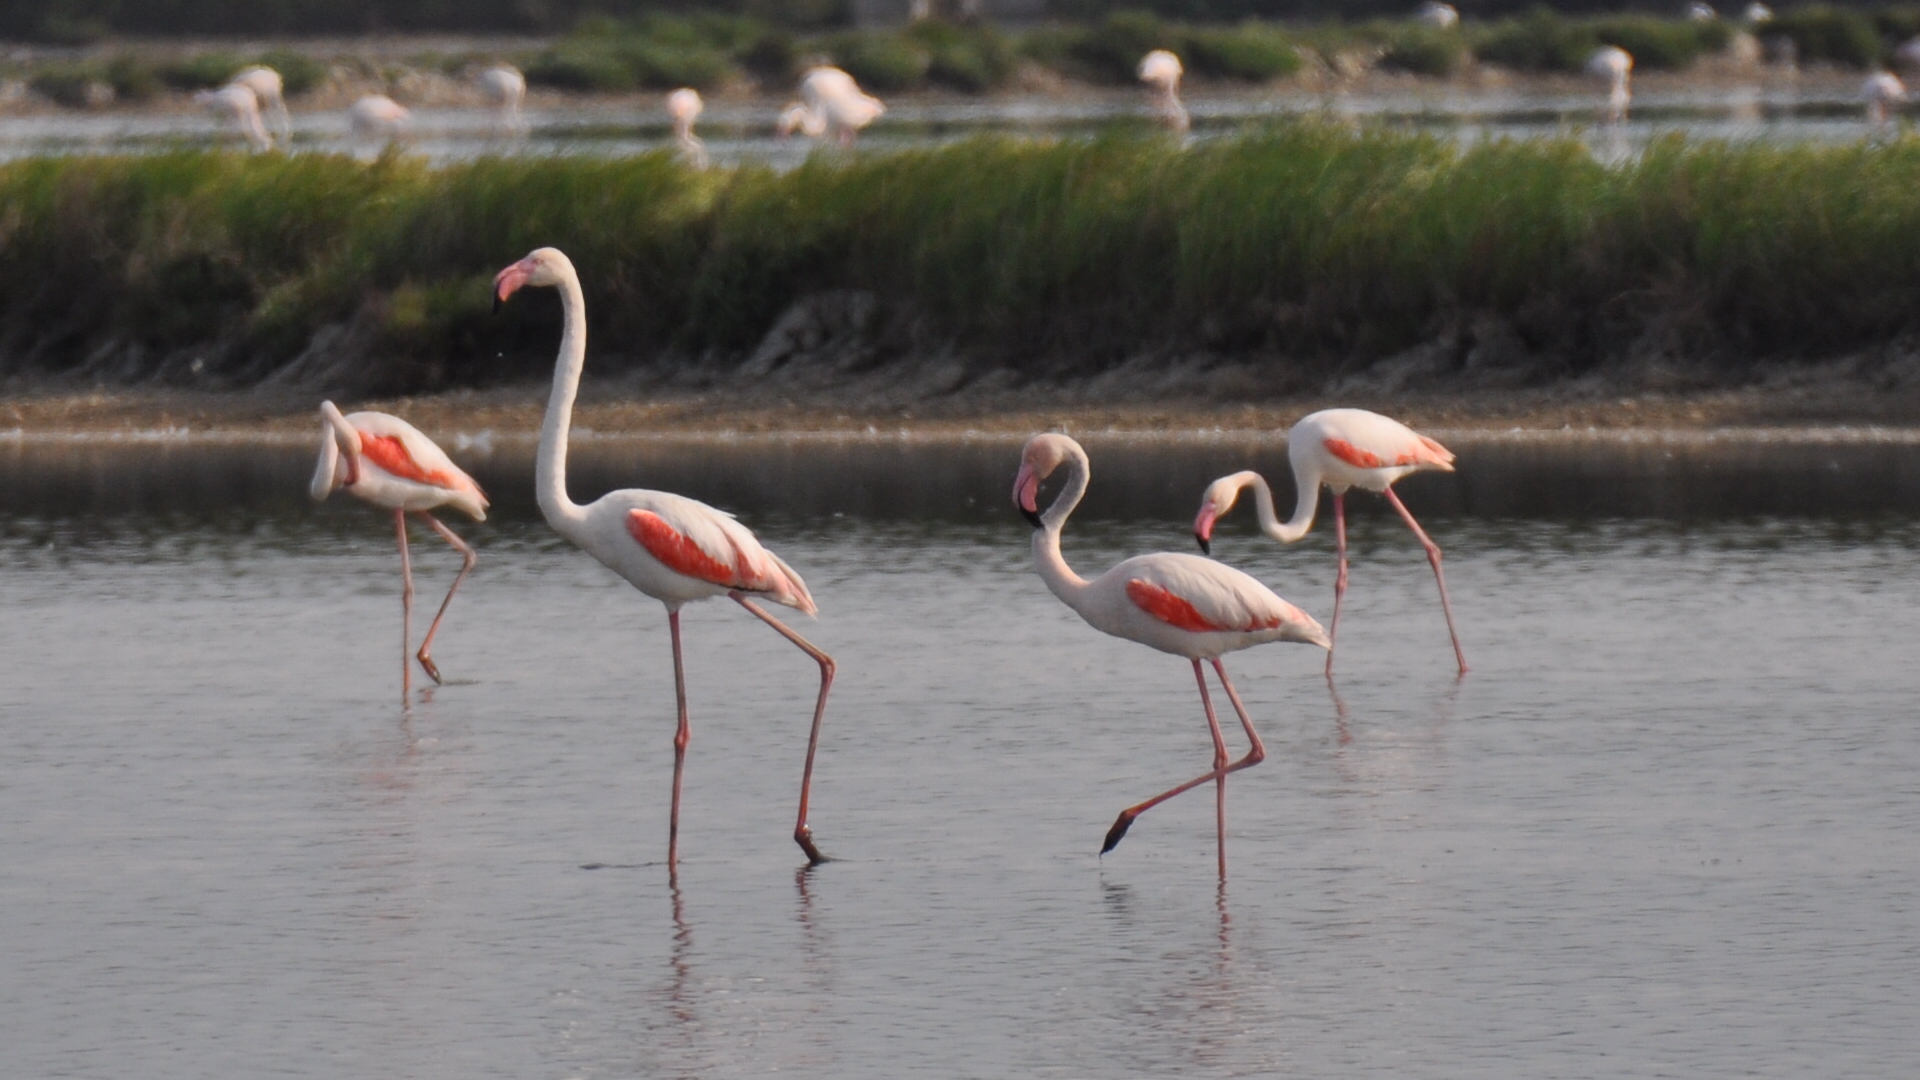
477, 64, 527, 136
1192, 408, 1466, 676
1864, 71, 1906, 125
229, 65, 290, 148
195, 84, 271, 152
308, 401, 488, 702
493, 247, 836, 872
348, 95, 410, 142
1137, 49, 1190, 133
1587, 45, 1634, 125
777, 66, 884, 146
667, 87, 708, 167
1014, 434, 1328, 878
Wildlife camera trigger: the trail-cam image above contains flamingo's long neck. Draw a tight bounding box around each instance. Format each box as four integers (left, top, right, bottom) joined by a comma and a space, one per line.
1033, 448, 1092, 608
537, 264, 590, 531
1264, 455, 1321, 543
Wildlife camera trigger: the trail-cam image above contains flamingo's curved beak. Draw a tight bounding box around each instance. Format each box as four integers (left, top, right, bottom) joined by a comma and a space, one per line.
1013, 462, 1043, 529
493, 258, 534, 313
1193, 504, 1217, 555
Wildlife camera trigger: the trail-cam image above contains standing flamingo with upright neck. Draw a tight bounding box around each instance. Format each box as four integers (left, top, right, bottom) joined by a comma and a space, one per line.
1015, 434, 1328, 879
493, 247, 835, 872
1192, 408, 1465, 676
309, 401, 488, 702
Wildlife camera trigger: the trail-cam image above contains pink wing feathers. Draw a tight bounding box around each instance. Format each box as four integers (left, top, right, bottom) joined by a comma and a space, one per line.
1323, 433, 1453, 471
349, 412, 488, 503
1122, 555, 1309, 635
627, 506, 817, 614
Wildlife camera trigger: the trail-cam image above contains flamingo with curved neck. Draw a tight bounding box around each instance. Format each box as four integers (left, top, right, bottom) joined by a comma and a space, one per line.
494, 246, 837, 873
1015, 433, 1327, 879
1193, 407, 1466, 676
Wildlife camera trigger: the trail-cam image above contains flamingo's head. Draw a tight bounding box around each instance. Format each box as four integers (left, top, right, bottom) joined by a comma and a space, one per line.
1191, 474, 1244, 555
1013, 433, 1078, 529
493, 247, 574, 312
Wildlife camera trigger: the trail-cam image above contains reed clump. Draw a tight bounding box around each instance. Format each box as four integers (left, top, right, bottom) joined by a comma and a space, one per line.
6, 128, 1920, 396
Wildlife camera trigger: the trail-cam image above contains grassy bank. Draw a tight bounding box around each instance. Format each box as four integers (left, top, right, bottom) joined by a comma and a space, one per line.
6, 126, 1920, 396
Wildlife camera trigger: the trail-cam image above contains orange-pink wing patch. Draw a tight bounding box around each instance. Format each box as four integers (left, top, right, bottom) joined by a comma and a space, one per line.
358, 432, 463, 491
628, 510, 752, 588
1126, 579, 1279, 634
1324, 436, 1451, 470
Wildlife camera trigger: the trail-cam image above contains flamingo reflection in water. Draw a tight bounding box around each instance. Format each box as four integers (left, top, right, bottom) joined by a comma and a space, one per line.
1014, 433, 1328, 879
308, 401, 488, 702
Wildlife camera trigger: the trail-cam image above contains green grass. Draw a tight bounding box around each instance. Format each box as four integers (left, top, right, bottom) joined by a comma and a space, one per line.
9, 128, 1920, 394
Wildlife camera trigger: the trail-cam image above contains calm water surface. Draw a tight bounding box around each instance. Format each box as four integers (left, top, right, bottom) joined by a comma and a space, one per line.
3, 461, 1920, 1076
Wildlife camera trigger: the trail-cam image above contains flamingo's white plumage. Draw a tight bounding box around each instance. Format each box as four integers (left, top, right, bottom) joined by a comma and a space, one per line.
1014, 433, 1327, 878
493, 247, 835, 873
348, 94, 409, 141
229, 65, 289, 148
477, 64, 527, 136
667, 87, 708, 167
1587, 45, 1634, 125
309, 401, 487, 700
778, 66, 884, 146
1137, 49, 1190, 133
1193, 408, 1466, 676
1416, 2, 1460, 29
1865, 71, 1906, 125
195, 83, 271, 152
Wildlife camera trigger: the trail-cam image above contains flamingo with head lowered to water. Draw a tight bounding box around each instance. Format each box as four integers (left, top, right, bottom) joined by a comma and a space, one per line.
1015, 433, 1328, 880
1193, 408, 1465, 677
493, 246, 836, 874
309, 402, 488, 702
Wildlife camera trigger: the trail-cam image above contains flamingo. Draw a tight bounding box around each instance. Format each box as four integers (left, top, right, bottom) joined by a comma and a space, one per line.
229, 65, 290, 148
777, 66, 884, 146
667, 87, 708, 167
1137, 49, 1190, 133
1416, 2, 1460, 29
1014, 433, 1328, 878
348, 94, 410, 142
1685, 1, 1717, 22
1742, 1, 1772, 22
308, 401, 488, 702
477, 64, 526, 136
1865, 71, 1906, 126
1192, 408, 1465, 677
493, 247, 836, 872
195, 84, 271, 152
1587, 45, 1634, 125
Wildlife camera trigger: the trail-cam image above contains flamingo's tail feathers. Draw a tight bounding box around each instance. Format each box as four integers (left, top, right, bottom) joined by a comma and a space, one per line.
1415, 434, 1455, 470
766, 550, 819, 617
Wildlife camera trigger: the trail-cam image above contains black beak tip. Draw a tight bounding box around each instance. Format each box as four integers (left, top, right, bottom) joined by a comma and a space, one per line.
1019, 506, 1043, 529
491, 293, 502, 315
1195, 534, 1210, 555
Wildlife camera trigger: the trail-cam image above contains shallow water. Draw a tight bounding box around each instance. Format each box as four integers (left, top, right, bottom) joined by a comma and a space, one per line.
0, 82, 1903, 165
3, 448, 1920, 1076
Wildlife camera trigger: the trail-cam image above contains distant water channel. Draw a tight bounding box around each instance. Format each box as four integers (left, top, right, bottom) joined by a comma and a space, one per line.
0, 82, 1902, 165
4, 432, 1920, 1076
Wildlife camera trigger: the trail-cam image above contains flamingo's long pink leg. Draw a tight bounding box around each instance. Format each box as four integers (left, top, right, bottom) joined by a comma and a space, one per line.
394, 509, 414, 704
1327, 492, 1349, 676
413, 513, 475, 685
1382, 487, 1468, 675
1196, 660, 1231, 880
668, 609, 691, 875
1102, 659, 1267, 875
731, 593, 836, 865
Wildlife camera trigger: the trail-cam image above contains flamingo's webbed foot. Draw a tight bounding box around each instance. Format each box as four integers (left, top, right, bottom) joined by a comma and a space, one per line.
417, 652, 444, 685
795, 826, 831, 865
1101, 810, 1137, 854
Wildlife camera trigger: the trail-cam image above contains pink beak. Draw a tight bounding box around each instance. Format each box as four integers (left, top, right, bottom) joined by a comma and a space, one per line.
492, 258, 535, 311
1013, 463, 1042, 528
1193, 504, 1217, 554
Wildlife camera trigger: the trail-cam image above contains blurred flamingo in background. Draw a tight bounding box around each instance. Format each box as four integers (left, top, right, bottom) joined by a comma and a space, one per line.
195, 84, 271, 152
228, 65, 289, 148
1137, 49, 1190, 132
1865, 71, 1906, 125
667, 87, 708, 166
1416, 2, 1459, 29
778, 66, 884, 146
1014, 433, 1328, 879
494, 247, 836, 873
1587, 45, 1633, 124
477, 64, 526, 136
348, 94, 409, 142
1193, 408, 1466, 677
309, 401, 488, 702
